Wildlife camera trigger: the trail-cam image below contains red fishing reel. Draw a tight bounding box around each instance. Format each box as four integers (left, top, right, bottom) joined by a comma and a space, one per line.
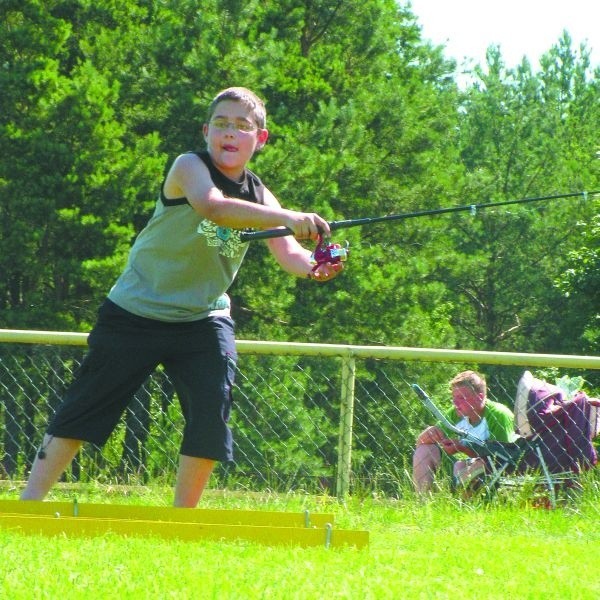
310, 234, 349, 269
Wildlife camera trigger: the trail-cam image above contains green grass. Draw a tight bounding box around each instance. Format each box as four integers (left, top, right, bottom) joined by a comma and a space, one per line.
1, 483, 599, 599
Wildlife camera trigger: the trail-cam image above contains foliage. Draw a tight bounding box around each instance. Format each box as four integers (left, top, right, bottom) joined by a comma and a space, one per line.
2, 1, 597, 350
0, 0, 165, 329
451, 37, 600, 351
554, 209, 600, 353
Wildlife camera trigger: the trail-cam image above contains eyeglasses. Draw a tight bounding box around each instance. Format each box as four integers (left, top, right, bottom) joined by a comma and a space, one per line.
209, 117, 258, 133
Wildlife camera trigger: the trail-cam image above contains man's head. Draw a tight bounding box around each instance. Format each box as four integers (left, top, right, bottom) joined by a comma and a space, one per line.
449, 370, 487, 420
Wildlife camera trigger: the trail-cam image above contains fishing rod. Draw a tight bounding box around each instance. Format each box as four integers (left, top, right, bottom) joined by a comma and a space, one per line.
239, 190, 597, 242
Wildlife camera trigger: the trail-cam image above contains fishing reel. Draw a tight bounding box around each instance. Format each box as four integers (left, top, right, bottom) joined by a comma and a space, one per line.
310, 234, 349, 268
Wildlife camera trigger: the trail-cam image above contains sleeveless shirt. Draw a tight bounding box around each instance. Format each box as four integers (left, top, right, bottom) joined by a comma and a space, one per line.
108, 151, 265, 322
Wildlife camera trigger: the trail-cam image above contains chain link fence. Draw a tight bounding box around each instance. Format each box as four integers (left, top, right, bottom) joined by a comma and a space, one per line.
1, 333, 599, 501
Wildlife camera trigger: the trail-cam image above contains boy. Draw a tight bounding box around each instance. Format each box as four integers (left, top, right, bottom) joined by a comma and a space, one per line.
21, 87, 344, 507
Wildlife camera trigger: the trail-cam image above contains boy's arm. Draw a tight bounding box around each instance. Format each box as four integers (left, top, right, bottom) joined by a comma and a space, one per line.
262, 188, 344, 281
164, 153, 329, 240
416, 426, 447, 445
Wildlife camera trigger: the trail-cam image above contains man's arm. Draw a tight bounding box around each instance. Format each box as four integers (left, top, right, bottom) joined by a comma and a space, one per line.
416, 425, 447, 446
438, 438, 478, 457
486, 401, 517, 442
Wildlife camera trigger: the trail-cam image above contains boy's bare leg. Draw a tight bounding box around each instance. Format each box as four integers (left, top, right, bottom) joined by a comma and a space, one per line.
412, 443, 442, 493
20, 435, 83, 500
173, 455, 216, 508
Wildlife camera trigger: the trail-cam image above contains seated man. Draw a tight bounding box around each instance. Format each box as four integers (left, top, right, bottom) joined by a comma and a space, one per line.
412, 370, 516, 494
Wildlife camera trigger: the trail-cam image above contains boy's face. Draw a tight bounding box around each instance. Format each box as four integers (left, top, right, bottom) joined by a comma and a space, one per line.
203, 99, 268, 180
452, 384, 486, 420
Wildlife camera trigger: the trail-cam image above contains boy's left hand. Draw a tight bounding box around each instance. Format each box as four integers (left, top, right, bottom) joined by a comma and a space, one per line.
308, 261, 344, 282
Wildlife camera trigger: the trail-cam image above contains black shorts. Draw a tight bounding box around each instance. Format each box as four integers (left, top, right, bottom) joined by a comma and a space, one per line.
47, 299, 237, 461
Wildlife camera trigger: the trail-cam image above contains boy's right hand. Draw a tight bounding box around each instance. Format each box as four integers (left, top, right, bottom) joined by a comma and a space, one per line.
284, 210, 331, 240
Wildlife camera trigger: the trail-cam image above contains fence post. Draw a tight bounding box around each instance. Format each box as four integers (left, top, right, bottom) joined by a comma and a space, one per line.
336, 354, 356, 499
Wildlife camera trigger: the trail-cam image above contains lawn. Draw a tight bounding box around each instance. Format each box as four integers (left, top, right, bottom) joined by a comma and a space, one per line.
1, 483, 599, 599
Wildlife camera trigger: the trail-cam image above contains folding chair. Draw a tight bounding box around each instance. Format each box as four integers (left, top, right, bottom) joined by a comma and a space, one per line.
513, 371, 599, 476
504, 371, 599, 505
460, 436, 559, 507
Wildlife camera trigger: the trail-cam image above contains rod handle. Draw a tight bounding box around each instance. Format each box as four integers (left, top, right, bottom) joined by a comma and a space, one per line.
240, 227, 294, 242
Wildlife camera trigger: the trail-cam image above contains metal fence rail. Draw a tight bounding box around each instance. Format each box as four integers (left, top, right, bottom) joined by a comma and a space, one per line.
1, 329, 599, 501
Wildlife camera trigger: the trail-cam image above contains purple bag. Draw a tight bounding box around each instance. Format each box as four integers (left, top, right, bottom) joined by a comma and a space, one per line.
514, 371, 597, 473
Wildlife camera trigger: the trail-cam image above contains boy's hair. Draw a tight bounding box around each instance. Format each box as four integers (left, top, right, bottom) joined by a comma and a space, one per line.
450, 370, 487, 396
206, 87, 267, 129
